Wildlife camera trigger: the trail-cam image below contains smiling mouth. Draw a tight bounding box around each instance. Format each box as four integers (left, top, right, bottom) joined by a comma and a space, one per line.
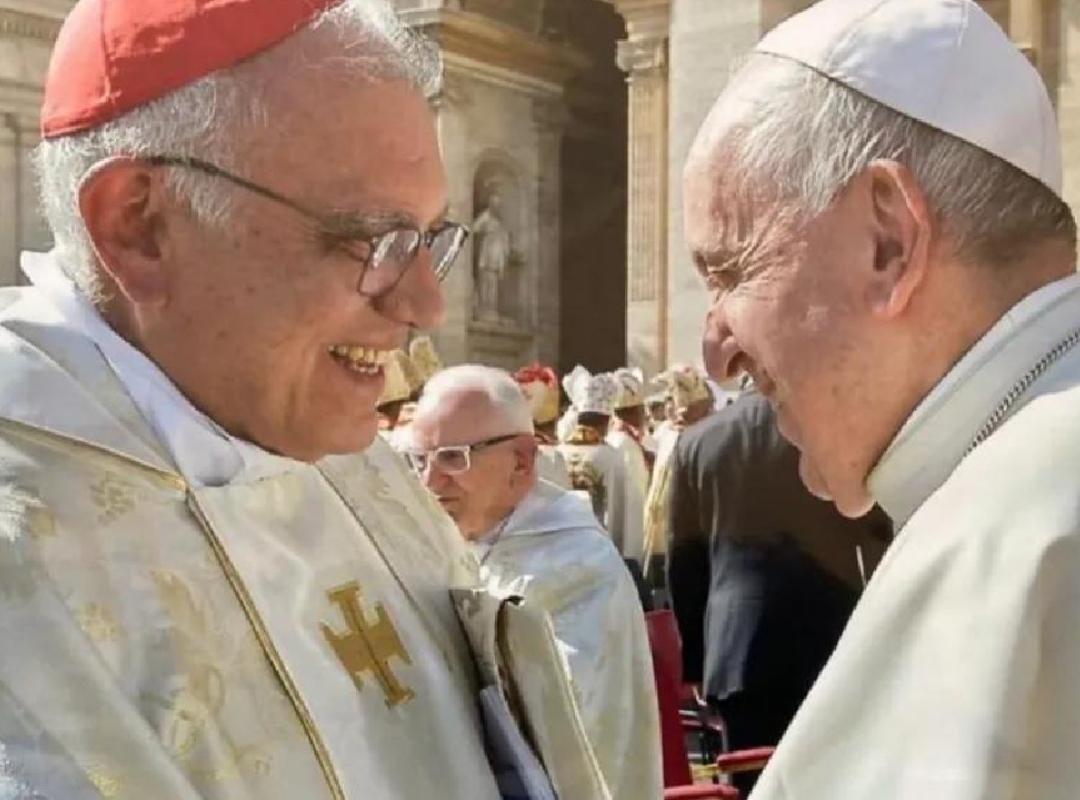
327, 345, 393, 375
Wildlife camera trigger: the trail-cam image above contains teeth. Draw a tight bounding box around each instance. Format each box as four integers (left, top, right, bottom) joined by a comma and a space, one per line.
327, 344, 392, 369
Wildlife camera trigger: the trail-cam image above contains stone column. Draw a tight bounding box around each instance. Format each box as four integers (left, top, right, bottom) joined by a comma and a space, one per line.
975, 1, 1056, 81
0, 5, 65, 287
665, 0, 776, 367
429, 69, 474, 364
532, 96, 569, 366
614, 0, 671, 376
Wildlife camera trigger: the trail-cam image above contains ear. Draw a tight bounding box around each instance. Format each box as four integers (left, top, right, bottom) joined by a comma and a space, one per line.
513, 436, 538, 478
78, 157, 173, 307
861, 160, 934, 320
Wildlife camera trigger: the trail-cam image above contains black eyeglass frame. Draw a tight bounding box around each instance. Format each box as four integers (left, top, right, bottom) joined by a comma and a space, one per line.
145, 155, 469, 298
404, 433, 521, 476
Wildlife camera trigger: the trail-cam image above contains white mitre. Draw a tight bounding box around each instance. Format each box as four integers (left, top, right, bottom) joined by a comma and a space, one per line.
562, 366, 619, 416
755, 0, 1061, 196
611, 368, 646, 411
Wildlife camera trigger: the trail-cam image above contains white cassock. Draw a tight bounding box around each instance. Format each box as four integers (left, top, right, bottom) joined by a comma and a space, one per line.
605, 428, 650, 563
751, 274, 1080, 800
558, 435, 642, 561
476, 481, 662, 799
0, 253, 607, 800
537, 443, 572, 489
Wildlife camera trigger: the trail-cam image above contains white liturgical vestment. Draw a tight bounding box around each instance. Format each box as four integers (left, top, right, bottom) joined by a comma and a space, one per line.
537, 443, 572, 489
0, 253, 608, 800
605, 428, 649, 563
750, 274, 1080, 800
477, 481, 662, 799
558, 432, 642, 561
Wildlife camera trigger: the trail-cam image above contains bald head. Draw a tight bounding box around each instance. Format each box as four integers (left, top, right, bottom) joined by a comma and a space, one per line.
414, 365, 533, 445
410, 365, 538, 539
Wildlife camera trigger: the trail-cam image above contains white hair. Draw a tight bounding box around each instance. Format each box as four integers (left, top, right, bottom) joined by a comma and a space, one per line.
419, 365, 535, 435
33, 0, 441, 301
698, 53, 1076, 268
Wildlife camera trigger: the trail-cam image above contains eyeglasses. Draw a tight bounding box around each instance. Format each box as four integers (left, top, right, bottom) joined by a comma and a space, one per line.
145, 155, 469, 298
405, 434, 520, 476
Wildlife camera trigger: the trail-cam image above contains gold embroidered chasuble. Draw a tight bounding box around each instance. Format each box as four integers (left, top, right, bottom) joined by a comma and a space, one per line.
0, 292, 526, 799
478, 482, 662, 799
557, 435, 639, 559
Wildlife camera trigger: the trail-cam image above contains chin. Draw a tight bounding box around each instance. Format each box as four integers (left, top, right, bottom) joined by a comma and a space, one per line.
291, 418, 379, 462
798, 452, 875, 518
328, 422, 380, 456
830, 489, 875, 520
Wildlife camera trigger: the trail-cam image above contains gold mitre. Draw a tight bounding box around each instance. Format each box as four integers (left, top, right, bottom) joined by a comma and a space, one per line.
611, 367, 646, 410
409, 336, 443, 386
378, 350, 416, 407
654, 364, 711, 409
514, 364, 560, 426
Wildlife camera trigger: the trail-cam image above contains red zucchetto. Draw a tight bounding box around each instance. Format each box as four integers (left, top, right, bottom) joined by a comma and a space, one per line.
41, 0, 344, 139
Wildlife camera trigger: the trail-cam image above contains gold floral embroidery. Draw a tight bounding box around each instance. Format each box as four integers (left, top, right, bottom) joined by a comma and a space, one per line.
26, 505, 57, 538
0, 484, 44, 541
458, 551, 481, 582
78, 603, 121, 643
565, 455, 607, 519
565, 425, 604, 446
0, 486, 50, 601
160, 666, 225, 761
90, 473, 138, 524
84, 764, 122, 797
147, 569, 274, 782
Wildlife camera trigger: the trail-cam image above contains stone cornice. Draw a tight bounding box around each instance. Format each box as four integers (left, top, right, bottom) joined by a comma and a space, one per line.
403, 7, 589, 88
616, 36, 666, 76
605, 0, 670, 40
1, 0, 73, 22
606, 0, 670, 76
0, 8, 63, 41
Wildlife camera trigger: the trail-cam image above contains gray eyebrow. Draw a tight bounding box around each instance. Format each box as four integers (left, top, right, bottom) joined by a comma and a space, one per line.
320, 203, 452, 238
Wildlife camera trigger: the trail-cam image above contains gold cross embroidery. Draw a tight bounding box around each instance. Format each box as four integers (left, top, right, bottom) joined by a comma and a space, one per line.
321, 581, 415, 709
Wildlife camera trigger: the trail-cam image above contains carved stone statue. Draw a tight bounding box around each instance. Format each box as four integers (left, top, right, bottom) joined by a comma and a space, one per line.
472, 189, 513, 322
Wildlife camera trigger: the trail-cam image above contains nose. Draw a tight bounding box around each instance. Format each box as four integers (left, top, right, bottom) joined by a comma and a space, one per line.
380, 248, 446, 330
419, 458, 455, 493
701, 302, 744, 383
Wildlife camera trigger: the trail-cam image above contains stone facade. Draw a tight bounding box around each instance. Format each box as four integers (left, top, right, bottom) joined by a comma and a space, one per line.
609, 0, 1080, 376
405, 4, 583, 367
8, 0, 1080, 379
0, 2, 68, 287
0, 0, 630, 374
402, 1, 629, 369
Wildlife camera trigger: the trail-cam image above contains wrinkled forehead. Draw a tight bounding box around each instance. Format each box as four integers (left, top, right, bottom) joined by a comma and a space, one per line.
683, 141, 775, 260
413, 388, 519, 446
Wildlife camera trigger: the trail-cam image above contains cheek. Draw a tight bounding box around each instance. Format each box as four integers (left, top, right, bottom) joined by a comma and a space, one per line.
721, 292, 779, 365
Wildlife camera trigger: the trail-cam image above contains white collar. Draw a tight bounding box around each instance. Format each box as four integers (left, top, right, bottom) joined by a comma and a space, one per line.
20, 250, 299, 487
869, 273, 1080, 528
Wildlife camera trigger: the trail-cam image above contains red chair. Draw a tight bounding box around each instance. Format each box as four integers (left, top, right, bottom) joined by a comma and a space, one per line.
647, 610, 774, 800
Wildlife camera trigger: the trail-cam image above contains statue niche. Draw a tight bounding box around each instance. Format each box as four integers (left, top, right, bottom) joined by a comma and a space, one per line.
471, 168, 524, 325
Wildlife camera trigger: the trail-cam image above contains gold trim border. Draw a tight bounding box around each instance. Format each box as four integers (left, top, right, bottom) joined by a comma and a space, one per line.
187, 494, 347, 800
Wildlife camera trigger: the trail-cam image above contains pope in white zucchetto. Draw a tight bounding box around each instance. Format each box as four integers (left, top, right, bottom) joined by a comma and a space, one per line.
683, 0, 1080, 798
